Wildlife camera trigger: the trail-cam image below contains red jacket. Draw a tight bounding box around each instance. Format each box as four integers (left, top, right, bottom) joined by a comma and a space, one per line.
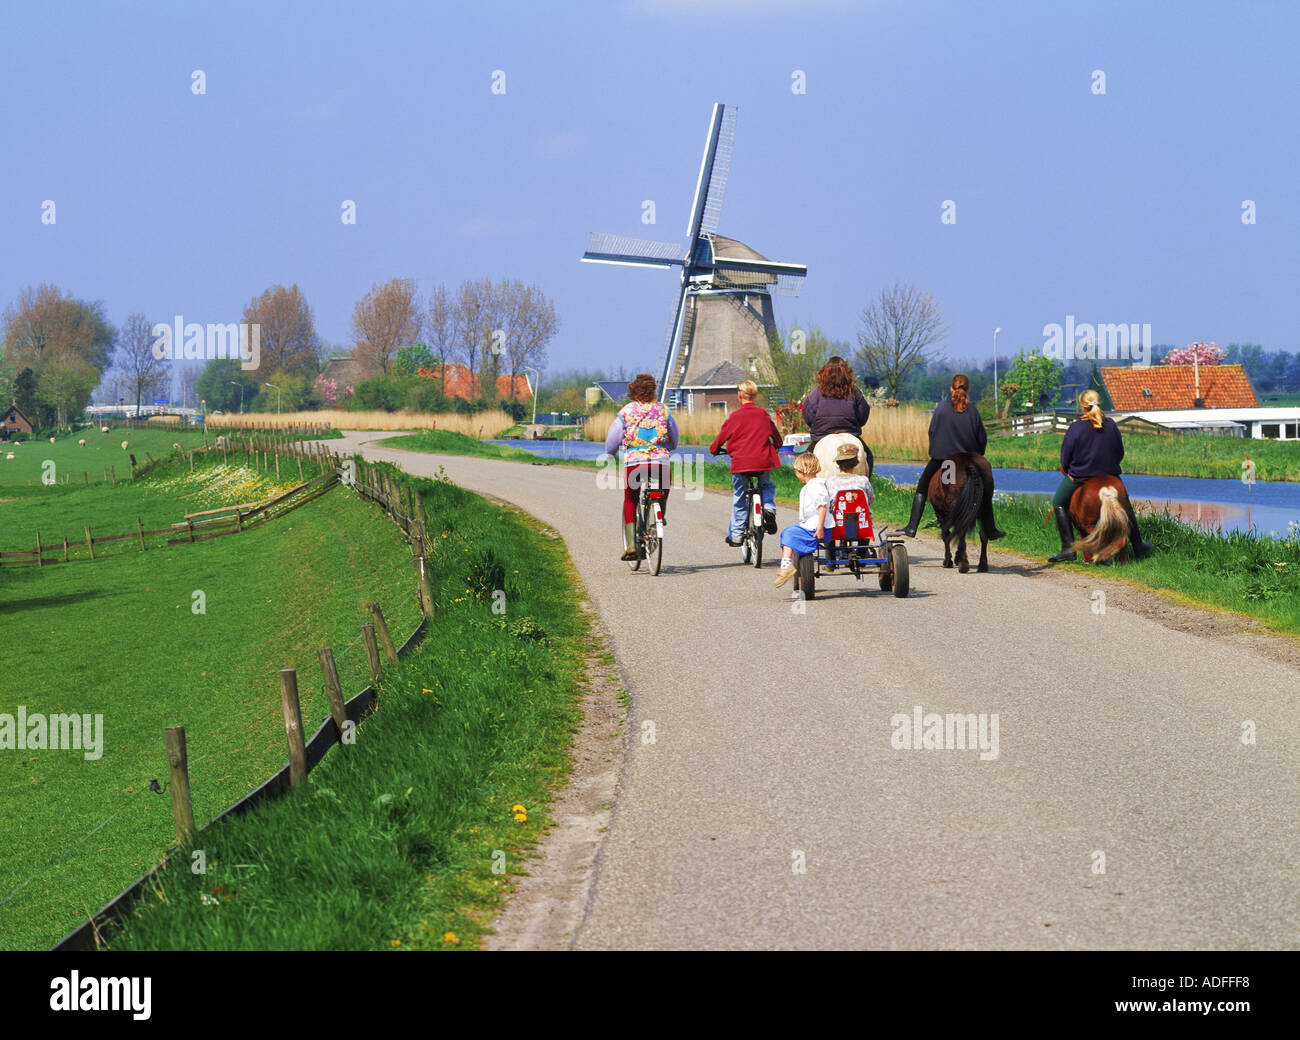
709, 402, 783, 473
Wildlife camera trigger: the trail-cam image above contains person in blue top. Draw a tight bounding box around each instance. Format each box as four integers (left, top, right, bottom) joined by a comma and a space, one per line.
1048, 389, 1153, 563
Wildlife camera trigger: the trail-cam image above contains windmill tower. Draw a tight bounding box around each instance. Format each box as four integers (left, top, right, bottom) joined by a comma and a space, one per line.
581, 103, 807, 407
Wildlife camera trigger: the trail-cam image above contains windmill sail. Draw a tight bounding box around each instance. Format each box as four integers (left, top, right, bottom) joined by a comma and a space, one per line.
581, 102, 806, 403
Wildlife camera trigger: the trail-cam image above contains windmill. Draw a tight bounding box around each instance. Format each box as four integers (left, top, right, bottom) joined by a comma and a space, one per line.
581, 103, 807, 407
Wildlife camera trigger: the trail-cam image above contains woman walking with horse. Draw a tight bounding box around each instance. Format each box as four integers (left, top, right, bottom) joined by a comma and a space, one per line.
902, 374, 1004, 541
1047, 390, 1153, 563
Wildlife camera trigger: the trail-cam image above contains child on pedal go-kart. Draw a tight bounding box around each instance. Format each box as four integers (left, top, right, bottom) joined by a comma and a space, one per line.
824, 442, 875, 504
774, 451, 829, 589
708, 379, 783, 548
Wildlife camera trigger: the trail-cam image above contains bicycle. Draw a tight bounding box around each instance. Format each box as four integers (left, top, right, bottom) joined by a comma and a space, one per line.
625, 464, 665, 576
738, 472, 767, 569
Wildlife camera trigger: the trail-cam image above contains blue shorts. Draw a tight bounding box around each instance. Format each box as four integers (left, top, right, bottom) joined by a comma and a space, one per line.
780, 525, 819, 555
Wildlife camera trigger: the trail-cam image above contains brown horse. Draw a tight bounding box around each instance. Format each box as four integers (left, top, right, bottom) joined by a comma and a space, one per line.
1068, 476, 1135, 563
927, 452, 991, 573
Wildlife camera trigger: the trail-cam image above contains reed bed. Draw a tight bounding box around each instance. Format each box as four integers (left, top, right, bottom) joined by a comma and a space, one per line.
585, 402, 932, 458
209, 409, 515, 439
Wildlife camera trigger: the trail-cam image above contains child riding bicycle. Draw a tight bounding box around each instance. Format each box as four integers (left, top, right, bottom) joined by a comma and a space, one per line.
707, 380, 783, 547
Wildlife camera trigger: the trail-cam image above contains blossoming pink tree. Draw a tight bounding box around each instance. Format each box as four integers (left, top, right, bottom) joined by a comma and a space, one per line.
313, 375, 339, 404
1162, 341, 1225, 366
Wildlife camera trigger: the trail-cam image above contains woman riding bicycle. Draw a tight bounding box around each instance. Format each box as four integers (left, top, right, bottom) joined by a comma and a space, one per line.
605, 373, 679, 561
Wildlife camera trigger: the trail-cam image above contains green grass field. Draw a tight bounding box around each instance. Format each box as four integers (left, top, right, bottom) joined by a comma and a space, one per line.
981, 432, 1300, 482
0, 450, 420, 950
385, 431, 1300, 637
105, 467, 592, 951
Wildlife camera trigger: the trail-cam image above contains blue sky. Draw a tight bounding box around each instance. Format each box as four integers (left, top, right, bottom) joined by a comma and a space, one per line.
3, 0, 1297, 378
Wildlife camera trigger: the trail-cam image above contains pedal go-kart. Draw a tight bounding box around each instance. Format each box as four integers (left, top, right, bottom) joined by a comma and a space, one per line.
792, 489, 909, 599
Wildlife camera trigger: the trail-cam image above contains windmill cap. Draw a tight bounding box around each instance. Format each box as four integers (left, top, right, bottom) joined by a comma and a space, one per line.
834, 443, 860, 462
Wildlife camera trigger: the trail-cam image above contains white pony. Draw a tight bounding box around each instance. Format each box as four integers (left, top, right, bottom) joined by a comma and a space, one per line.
811, 431, 870, 479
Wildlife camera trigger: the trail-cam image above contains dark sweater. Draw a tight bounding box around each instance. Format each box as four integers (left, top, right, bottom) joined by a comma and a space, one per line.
802, 386, 871, 440
927, 398, 988, 460
1060, 417, 1124, 479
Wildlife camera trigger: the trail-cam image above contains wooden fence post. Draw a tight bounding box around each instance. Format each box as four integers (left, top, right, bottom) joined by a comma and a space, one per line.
164, 726, 197, 846
110, 466, 116, 486
136, 517, 146, 551
275, 453, 280, 480
83, 471, 89, 488
62, 535, 68, 563
369, 602, 398, 662
361, 622, 382, 684
297, 457, 303, 482
416, 556, 434, 620
35, 531, 43, 568
84, 525, 94, 560
318, 647, 348, 740
279, 669, 307, 788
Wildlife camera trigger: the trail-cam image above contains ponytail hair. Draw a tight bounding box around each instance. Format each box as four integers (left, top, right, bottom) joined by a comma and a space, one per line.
1079, 389, 1104, 429
949, 374, 970, 414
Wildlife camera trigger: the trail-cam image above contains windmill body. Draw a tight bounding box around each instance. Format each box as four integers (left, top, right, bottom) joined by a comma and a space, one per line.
581, 104, 807, 408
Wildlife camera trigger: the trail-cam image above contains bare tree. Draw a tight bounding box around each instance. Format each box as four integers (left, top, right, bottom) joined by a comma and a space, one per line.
452, 278, 494, 393
351, 278, 421, 375
115, 312, 168, 415
855, 283, 948, 398
426, 284, 455, 378
244, 284, 320, 375
499, 281, 558, 400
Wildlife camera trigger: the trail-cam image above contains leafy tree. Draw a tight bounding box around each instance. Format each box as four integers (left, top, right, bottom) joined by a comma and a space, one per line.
1001, 349, 1062, 415
351, 279, 421, 375
243, 284, 320, 376
769, 323, 829, 406
195, 358, 259, 412
1162, 341, 1225, 366
35, 355, 99, 427
392, 342, 434, 378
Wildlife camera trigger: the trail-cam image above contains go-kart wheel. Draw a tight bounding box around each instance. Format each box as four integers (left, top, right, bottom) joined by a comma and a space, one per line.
890, 542, 909, 598
878, 560, 893, 591
797, 553, 815, 599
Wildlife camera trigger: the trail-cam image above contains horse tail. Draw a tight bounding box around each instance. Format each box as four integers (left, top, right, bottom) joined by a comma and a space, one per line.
1074, 486, 1127, 562
951, 462, 982, 535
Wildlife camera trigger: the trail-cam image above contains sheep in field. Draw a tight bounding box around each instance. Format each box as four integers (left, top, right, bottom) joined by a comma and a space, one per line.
121, 440, 129, 450
101, 426, 110, 434
78, 439, 85, 446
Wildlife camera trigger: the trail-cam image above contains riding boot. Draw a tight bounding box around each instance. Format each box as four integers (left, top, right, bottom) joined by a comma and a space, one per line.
1047, 507, 1077, 563
620, 522, 637, 561
902, 491, 926, 538
1123, 501, 1154, 559
979, 498, 1006, 541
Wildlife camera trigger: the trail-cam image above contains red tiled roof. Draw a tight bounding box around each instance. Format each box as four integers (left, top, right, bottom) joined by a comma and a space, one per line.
1101, 364, 1257, 411
416, 362, 531, 401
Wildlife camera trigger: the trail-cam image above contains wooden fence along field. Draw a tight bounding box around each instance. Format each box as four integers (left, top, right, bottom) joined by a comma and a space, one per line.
0, 434, 340, 567
44, 442, 440, 951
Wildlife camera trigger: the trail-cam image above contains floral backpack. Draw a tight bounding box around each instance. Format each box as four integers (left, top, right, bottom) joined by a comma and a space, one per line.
620, 401, 670, 462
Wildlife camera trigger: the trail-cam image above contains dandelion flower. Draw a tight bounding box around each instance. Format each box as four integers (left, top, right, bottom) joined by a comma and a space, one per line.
511, 804, 526, 813
443, 932, 460, 945
514, 812, 527, 822
391, 939, 402, 947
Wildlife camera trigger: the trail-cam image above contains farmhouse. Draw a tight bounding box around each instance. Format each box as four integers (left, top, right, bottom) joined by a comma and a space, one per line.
1, 403, 34, 438
416, 362, 532, 402
1101, 364, 1300, 440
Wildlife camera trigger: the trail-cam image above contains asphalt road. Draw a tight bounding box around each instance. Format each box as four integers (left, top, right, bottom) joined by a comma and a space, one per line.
334, 432, 1300, 950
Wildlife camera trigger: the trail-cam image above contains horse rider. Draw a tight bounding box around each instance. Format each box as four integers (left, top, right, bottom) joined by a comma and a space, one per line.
903, 373, 1005, 541
1048, 389, 1153, 563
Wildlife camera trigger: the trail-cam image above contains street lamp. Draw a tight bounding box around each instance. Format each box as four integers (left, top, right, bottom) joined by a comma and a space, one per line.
229, 381, 243, 414
522, 367, 541, 426
993, 328, 1002, 415
264, 382, 280, 414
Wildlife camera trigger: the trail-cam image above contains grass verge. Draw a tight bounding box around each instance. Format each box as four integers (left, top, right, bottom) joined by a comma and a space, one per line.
104, 466, 592, 950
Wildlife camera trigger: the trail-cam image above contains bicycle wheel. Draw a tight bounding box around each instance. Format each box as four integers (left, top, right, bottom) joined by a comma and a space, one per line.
753, 523, 763, 569
740, 535, 753, 565
643, 493, 662, 575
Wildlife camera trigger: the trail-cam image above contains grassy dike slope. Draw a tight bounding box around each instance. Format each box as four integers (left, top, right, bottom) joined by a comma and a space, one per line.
0, 461, 417, 950
107, 466, 593, 950
384, 431, 1300, 637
